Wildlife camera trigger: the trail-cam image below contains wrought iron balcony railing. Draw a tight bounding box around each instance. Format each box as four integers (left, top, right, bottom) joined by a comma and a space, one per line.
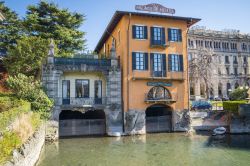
54, 57, 111, 67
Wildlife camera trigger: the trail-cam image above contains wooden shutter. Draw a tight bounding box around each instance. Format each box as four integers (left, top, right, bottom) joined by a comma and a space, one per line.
168, 54, 172, 71
132, 25, 136, 39
161, 28, 166, 45
178, 29, 182, 41
179, 55, 183, 71
168, 28, 171, 41
144, 26, 148, 39
144, 53, 148, 70
132, 52, 136, 70
162, 54, 167, 76
150, 27, 154, 45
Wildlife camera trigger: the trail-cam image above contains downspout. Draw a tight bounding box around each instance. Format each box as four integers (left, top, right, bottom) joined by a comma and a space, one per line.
125, 13, 131, 132
187, 22, 191, 112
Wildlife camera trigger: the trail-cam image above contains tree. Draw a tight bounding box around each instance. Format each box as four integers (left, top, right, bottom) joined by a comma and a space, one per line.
189, 48, 217, 99
229, 88, 248, 101
3, 36, 52, 79
23, 1, 86, 57
6, 73, 53, 119
0, 1, 23, 56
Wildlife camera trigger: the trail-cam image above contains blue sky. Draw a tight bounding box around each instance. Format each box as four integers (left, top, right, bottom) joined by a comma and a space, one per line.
4, 0, 250, 51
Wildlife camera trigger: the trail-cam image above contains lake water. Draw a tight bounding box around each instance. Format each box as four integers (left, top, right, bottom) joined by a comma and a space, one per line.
37, 133, 250, 166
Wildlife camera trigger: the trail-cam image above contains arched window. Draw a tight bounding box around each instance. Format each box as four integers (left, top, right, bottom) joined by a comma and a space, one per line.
147, 86, 171, 100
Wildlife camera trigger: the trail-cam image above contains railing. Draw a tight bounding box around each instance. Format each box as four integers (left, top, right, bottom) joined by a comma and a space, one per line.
54, 58, 111, 67
53, 97, 107, 106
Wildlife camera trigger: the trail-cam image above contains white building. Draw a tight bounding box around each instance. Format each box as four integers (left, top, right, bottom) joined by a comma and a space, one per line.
188, 26, 250, 100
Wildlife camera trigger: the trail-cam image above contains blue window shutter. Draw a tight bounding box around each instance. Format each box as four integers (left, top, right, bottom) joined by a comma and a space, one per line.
132, 25, 136, 39
168, 28, 171, 41
150, 53, 154, 72
150, 27, 154, 45
180, 55, 183, 71
178, 29, 182, 41
144, 26, 148, 39
132, 52, 136, 70
168, 54, 172, 71
144, 53, 148, 70
161, 28, 166, 45
162, 54, 167, 76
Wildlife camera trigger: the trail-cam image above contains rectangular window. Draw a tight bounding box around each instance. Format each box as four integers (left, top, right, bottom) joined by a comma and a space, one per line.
226, 67, 230, 75
244, 68, 247, 75
168, 28, 182, 42
94, 80, 102, 104
132, 25, 147, 39
132, 52, 148, 70
62, 80, 70, 105
234, 68, 238, 75
168, 54, 183, 71
233, 56, 237, 64
76, 80, 89, 98
150, 53, 166, 77
150, 27, 165, 46
225, 56, 229, 64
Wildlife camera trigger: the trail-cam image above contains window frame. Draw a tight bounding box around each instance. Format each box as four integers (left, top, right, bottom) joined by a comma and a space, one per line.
135, 52, 145, 70
168, 28, 182, 42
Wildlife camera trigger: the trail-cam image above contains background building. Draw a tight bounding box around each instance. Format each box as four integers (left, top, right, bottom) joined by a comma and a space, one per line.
188, 26, 250, 100
95, 11, 200, 134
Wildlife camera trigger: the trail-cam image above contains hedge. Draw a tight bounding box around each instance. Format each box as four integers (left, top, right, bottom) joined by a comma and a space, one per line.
222, 101, 247, 113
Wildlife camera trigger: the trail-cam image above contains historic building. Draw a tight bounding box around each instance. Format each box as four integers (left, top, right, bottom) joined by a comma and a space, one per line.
95, 10, 200, 134
42, 42, 123, 137
188, 27, 250, 100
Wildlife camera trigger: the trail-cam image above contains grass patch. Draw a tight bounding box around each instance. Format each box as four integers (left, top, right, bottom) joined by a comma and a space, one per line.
211, 101, 223, 107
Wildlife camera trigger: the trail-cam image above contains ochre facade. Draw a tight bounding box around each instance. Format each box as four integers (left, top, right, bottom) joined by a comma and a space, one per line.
96, 12, 200, 115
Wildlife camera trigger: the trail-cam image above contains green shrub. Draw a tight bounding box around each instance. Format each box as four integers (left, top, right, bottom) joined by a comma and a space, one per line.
223, 101, 247, 113
0, 93, 22, 113
0, 131, 22, 164
6, 74, 53, 119
229, 88, 248, 101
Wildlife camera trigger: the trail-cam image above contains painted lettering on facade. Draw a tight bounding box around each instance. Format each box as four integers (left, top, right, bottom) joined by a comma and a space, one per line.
135, 3, 175, 15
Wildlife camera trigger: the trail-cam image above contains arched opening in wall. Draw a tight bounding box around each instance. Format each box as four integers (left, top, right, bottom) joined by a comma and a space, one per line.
59, 110, 106, 137
235, 82, 239, 89
145, 104, 172, 133
218, 83, 223, 98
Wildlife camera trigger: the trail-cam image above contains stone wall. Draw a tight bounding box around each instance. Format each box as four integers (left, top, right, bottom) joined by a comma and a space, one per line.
172, 110, 191, 132
4, 125, 45, 166
190, 111, 229, 131
125, 110, 145, 135
230, 116, 250, 133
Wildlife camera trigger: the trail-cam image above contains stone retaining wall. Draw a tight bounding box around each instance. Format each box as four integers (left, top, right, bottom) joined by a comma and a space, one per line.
4, 125, 45, 166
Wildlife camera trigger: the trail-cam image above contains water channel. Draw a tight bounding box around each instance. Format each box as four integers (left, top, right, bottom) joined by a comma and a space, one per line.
37, 133, 250, 166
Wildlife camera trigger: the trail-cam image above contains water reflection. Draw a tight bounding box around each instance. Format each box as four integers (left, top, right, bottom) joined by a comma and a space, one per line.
38, 133, 250, 166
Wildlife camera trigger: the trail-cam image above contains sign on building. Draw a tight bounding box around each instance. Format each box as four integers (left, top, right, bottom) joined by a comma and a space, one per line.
135, 3, 176, 15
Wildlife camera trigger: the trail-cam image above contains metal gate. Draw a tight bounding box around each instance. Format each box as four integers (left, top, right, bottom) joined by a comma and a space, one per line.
59, 119, 106, 137
146, 115, 172, 133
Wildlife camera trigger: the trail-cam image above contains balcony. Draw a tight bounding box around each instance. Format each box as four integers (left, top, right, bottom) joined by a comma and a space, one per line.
54, 57, 111, 67
132, 71, 185, 81
54, 97, 107, 109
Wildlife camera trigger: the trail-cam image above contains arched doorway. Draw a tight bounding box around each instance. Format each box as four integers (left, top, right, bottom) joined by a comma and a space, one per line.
59, 109, 106, 137
145, 104, 172, 133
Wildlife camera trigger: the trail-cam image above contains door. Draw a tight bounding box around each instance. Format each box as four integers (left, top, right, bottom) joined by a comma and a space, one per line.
62, 80, 70, 105
94, 80, 102, 104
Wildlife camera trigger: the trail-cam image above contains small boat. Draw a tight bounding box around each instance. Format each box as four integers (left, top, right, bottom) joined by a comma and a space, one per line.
212, 127, 226, 136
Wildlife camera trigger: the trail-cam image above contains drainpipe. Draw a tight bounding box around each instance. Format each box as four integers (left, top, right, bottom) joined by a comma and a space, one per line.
124, 13, 131, 132
187, 23, 191, 112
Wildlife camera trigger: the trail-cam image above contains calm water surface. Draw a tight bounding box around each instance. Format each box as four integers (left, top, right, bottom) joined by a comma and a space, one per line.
37, 133, 250, 166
